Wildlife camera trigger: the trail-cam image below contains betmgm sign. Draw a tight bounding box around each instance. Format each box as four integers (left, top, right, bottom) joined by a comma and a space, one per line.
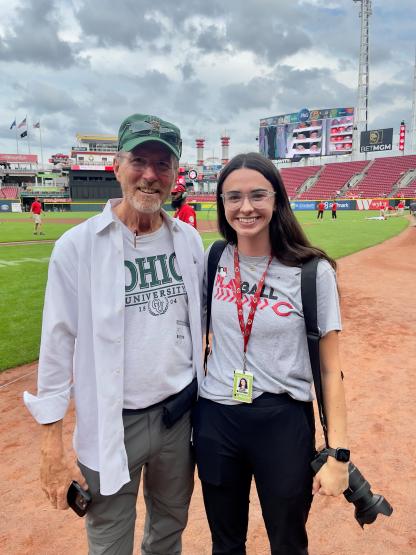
360, 128, 393, 153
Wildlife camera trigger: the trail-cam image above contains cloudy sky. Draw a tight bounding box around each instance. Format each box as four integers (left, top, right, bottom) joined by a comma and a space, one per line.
0, 0, 415, 165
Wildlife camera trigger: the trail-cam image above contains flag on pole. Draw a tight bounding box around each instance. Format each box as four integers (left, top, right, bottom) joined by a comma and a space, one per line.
10, 119, 16, 130
33, 121, 40, 128
20, 130, 28, 138
18, 117, 27, 128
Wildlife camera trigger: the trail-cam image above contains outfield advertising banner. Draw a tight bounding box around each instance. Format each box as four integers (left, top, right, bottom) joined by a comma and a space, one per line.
360, 128, 393, 153
290, 201, 316, 211
0, 200, 13, 212
322, 200, 354, 210
259, 107, 354, 160
356, 199, 389, 210
0, 153, 38, 163
290, 200, 355, 211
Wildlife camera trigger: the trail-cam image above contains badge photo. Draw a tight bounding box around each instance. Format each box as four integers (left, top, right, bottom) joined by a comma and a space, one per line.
233, 371, 253, 403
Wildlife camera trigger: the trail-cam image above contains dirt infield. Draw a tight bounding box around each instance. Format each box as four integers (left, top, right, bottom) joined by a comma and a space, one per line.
1, 224, 415, 555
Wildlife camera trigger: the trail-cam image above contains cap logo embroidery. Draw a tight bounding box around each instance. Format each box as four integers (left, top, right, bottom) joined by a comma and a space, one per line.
149, 118, 161, 135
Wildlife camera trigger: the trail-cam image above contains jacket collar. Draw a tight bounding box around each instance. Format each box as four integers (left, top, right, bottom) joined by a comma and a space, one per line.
95, 198, 180, 234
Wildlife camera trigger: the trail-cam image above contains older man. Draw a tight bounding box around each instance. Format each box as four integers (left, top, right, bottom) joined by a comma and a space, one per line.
24, 114, 204, 555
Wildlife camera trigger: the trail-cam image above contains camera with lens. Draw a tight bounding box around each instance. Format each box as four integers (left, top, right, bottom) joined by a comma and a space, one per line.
311, 449, 393, 528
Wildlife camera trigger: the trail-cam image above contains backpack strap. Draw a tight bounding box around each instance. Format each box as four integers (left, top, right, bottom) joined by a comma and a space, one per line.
301, 257, 328, 446
204, 249, 332, 445
204, 240, 227, 370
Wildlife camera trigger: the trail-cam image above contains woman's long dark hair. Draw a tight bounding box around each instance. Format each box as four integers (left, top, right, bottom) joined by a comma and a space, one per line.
216, 152, 336, 269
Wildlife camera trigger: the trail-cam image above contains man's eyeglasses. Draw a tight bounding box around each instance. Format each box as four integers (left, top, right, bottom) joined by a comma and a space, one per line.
221, 190, 276, 207
120, 155, 173, 175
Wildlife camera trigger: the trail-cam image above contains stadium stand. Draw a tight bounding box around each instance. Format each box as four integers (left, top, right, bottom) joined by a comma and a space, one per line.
347, 155, 416, 198
280, 166, 321, 198
397, 179, 416, 198
0, 186, 19, 199
278, 155, 416, 200
296, 160, 370, 200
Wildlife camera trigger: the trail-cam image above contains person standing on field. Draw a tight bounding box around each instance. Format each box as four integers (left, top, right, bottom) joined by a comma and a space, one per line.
397, 199, 405, 216
171, 183, 197, 228
317, 201, 325, 220
30, 197, 44, 235
24, 113, 204, 555
193, 152, 349, 555
331, 201, 337, 220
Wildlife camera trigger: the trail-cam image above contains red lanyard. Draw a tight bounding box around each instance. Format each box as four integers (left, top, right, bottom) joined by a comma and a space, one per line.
233, 246, 272, 368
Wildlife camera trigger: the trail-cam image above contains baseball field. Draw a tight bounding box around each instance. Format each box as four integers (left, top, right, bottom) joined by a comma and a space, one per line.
0, 209, 408, 371
0, 209, 415, 554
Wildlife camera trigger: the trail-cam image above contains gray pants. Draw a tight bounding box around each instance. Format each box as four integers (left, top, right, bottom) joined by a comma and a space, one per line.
79, 407, 194, 555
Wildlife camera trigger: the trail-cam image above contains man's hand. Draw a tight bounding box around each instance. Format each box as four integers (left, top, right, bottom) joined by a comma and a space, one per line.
40, 421, 88, 510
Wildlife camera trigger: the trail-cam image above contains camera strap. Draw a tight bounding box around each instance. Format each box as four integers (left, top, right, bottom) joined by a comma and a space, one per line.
301, 257, 329, 446
205, 243, 329, 445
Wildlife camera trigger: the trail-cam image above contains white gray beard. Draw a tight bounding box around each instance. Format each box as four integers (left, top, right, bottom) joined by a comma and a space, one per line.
126, 189, 163, 214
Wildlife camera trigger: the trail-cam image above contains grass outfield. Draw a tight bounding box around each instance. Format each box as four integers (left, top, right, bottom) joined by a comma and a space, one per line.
0, 244, 53, 370
0, 210, 219, 242
0, 212, 96, 242
0, 211, 409, 370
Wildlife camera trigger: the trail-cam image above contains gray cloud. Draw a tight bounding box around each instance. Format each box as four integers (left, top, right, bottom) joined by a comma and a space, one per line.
370, 82, 412, 107
74, 0, 224, 48
75, 1, 165, 48
220, 65, 355, 119
0, 0, 77, 68
174, 79, 207, 116
220, 76, 276, 114
15, 81, 78, 114
0, 0, 414, 162
195, 24, 227, 53
74, 0, 311, 64
225, 17, 312, 65
177, 61, 196, 81
369, 106, 412, 133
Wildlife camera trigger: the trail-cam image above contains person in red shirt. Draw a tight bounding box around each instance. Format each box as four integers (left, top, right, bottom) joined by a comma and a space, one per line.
397, 200, 405, 216
171, 184, 197, 228
317, 201, 325, 220
331, 201, 337, 220
30, 197, 44, 235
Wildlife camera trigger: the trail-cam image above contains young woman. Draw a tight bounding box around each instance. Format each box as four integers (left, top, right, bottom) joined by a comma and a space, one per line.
193, 152, 349, 555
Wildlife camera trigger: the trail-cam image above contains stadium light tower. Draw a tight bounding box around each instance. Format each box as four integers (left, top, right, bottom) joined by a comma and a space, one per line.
352, 0, 372, 159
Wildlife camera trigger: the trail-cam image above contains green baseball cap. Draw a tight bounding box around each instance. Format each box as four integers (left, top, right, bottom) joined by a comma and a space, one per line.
118, 114, 182, 159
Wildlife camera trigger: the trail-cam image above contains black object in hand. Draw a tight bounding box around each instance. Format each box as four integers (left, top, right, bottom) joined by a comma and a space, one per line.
311, 450, 393, 528
67, 480, 92, 517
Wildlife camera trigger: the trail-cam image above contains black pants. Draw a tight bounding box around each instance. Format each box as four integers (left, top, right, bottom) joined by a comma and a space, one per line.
317, 210, 323, 219
332, 211, 337, 219
193, 394, 315, 555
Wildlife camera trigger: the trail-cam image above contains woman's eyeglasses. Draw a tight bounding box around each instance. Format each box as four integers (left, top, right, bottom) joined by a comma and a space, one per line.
221, 190, 276, 207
